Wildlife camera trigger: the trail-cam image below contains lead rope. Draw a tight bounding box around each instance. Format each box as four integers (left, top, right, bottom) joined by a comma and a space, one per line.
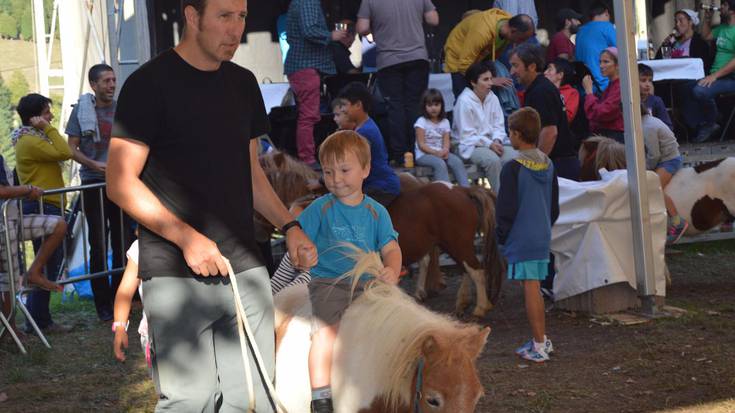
225, 257, 289, 413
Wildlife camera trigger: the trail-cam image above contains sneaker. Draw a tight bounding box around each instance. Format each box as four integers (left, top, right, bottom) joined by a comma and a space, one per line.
518, 346, 550, 363
515, 337, 554, 356
692, 123, 721, 143
311, 398, 334, 413
666, 218, 689, 245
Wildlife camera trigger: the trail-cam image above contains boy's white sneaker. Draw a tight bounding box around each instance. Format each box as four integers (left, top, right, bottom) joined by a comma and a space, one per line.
515, 337, 553, 356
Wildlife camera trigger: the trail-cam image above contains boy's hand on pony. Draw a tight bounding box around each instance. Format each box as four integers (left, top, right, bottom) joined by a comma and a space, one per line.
378, 267, 399, 285
113, 328, 129, 362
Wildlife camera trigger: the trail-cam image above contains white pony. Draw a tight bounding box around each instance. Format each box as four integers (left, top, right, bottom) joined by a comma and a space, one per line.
273, 251, 490, 413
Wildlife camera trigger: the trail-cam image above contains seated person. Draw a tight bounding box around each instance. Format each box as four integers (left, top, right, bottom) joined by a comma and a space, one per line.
656, 9, 712, 72
690, 0, 735, 142
544, 58, 580, 123
452, 62, 515, 192
337, 82, 400, 206
0, 155, 66, 335
638, 64, 673, 130
582, 47, 624, 142
640, 104, 687, 244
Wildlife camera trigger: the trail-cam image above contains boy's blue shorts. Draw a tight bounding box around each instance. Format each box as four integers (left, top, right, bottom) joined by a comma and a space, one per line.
656, 156, 683, 176
507, 259, 550, 281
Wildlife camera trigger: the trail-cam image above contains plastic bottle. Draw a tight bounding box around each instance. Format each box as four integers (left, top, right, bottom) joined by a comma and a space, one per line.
403, 152, 414, 168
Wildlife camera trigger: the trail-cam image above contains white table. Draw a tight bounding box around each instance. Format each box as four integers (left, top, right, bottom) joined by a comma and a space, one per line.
638, 58, 705, 81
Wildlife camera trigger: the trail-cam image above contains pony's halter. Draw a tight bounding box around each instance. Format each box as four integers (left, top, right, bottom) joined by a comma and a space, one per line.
414, 357, 426, 413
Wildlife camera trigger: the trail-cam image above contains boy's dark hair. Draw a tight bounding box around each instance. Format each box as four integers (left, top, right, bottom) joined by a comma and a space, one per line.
590, 2, 610, 19
508, 14, 533, 34
511, 43, 545, 73
337, 81, 372, 113
464, 61, 496, 86
549, 58, 575, 85
637, 63, 653, 78
16, 93, 52, 126
420, 88, 446, 120
88, 63, 114, 83
508, 107, 541, 145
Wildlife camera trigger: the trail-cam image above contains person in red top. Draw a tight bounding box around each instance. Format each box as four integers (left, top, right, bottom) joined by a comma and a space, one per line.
582, 47, 624, 142
546, 8, 583, 62
544, 58, 580, 123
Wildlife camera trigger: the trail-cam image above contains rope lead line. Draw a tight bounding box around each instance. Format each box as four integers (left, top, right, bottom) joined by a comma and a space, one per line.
225, 257, 288, 413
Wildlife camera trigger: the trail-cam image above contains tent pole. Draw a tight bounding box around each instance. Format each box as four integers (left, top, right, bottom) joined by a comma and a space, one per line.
613, 0, 659, 315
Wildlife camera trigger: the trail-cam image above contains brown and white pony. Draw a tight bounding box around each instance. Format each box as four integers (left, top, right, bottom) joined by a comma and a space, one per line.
578, 137, 735, 235
273, 249, 490, 413
258, 151, 505, 319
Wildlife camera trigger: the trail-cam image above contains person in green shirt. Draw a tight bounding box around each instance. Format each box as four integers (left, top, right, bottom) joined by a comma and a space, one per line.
691, 0, 735, 142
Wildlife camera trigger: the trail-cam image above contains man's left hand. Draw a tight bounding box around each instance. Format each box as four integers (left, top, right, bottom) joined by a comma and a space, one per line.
698, 74, 718, 88
490, 141, 504, 156
286, 227, 317, 270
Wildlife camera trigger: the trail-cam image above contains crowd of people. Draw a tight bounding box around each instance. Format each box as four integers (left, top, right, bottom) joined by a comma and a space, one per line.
3, 0, 734, 411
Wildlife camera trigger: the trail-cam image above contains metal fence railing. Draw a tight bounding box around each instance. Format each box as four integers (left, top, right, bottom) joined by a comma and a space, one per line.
0, 182, 129, 353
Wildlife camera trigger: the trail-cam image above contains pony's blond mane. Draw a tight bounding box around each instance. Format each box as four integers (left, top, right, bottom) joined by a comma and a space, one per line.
336, 246, 471, 411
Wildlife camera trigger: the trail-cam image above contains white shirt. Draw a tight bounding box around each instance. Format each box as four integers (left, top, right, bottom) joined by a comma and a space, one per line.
414, 117, 451, 159
451, 88, 509, 159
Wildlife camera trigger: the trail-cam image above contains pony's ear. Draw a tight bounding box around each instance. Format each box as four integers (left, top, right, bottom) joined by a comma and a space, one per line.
465, 326, 490, 359
421, 334, 446, 357
273, 151, 286, 168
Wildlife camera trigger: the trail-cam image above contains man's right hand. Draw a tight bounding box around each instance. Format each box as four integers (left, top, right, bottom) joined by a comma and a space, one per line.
331, 29, 349, 42
492, 77, 514, 88
91, 160, 107, 173
180, 231, 229, 276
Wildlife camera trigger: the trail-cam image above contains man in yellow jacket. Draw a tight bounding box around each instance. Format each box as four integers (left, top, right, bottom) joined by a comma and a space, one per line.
13, 93, 72, 333
444, 9, 534, 96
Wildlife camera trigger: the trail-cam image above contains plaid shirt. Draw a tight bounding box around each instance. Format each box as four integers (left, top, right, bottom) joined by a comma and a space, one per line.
283, 0, 336, 75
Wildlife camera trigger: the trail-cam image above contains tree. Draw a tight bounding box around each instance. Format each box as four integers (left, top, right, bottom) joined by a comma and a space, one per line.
7, 70, 28, 106
0, 76, 15, 167
0, 12, 17, 38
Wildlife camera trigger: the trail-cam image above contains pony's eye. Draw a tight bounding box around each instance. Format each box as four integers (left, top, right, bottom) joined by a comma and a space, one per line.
427, 396, 442, 408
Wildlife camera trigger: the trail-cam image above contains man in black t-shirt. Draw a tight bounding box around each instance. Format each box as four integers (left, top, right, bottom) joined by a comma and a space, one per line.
107, 0, 317, 410
510, 43, 580, 181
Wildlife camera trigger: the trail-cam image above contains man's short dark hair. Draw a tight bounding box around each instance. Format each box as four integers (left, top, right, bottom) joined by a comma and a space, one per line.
637, 63, 654, 78
508, 14, 533, 34
181, 0, 207, 27
337, 81, 372, 113
88, 63, 114, 83
590, 2, 610, 19
508, 107, 541, 145
511, 43, 545, 73
16, 93, 52, 126
464, 62, 496, 85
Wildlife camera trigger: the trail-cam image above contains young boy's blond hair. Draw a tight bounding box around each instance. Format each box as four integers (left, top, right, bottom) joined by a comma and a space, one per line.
508, 107, 541, 145
318, 130, 371, 168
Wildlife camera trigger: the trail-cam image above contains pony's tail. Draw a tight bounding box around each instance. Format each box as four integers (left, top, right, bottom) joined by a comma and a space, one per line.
465, 186, 505, 304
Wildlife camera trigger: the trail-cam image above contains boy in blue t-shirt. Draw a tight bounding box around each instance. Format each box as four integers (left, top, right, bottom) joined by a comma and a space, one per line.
298, 130, 402, 413
337, 81, 400, 207
496, 107, 559, 363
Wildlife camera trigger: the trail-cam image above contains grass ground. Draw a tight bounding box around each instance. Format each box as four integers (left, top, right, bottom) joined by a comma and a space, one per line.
1, 239, 734, 412
0, 38, 62, 89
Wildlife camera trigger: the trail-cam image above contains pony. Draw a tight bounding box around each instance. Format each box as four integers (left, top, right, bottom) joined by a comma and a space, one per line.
258, 151, 505, 319
273, 248, 490, 413
578, 137, 735, 235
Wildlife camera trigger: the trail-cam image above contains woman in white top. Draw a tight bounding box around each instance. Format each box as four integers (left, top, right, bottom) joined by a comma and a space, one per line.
452, 62, 517, 191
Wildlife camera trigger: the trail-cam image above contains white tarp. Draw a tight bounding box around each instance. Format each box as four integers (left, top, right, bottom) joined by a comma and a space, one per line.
551, 169, 668, 301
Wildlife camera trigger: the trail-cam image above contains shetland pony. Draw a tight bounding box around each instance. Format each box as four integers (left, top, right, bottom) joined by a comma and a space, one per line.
273, 250, 490, 413
259, 151, 505, 319
578, 137, 735, 235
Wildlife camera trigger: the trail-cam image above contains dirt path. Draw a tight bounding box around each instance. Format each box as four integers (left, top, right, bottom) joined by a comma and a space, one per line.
1, 241, 734, 412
